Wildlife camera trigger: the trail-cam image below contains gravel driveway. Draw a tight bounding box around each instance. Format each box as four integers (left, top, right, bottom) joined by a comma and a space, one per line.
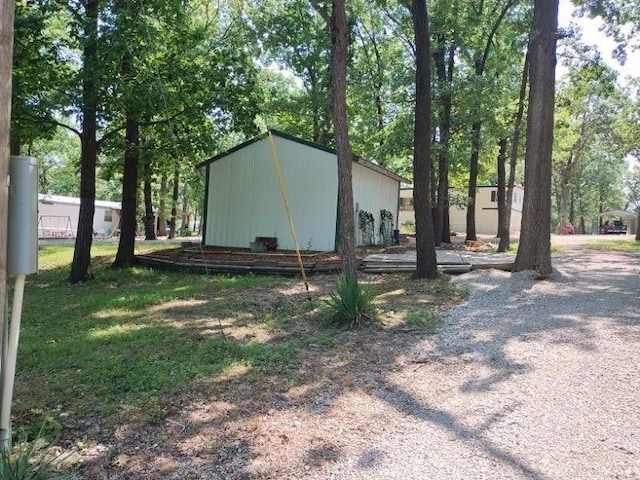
303, 245, 639, 480
89, 239, 639, 480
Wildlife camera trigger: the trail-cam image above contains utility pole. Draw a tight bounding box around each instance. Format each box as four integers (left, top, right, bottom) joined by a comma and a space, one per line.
0, 0, 16, 448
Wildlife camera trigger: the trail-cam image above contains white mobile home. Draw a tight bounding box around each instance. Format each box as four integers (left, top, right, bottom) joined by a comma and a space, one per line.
399, 185, 524, 237
198, 130, 406, 251
38, 194, 121, 238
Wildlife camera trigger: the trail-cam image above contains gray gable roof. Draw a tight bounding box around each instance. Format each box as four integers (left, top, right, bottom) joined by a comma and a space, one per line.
197, 129, 409, 183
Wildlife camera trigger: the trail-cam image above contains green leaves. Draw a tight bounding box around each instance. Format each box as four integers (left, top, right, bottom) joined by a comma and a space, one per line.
573, 0, 640, 63
324, 276, 378, 328
553, 50, 635, 228
250, 0, 332, 142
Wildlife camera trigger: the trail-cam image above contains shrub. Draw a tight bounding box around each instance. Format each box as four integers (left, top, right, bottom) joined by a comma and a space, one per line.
400, 221, 416, 234
325, 276, 377, 328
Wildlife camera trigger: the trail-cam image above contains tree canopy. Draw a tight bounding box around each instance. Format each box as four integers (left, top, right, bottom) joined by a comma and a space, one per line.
8, 0, 640, 282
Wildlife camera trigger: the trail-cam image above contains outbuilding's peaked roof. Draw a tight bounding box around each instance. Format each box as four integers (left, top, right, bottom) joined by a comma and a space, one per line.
197, 129, 408, 183
38, 194, 121, 209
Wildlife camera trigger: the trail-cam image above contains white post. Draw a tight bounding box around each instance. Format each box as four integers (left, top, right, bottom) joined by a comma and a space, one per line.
0, 154, 39, 448
0, 274, 25, 447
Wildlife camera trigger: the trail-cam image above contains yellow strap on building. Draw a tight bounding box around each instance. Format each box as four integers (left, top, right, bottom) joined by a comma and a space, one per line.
267, 130, 310, 296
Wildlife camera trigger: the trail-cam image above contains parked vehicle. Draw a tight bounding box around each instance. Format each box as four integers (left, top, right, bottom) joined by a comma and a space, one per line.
599, 220, 627, 234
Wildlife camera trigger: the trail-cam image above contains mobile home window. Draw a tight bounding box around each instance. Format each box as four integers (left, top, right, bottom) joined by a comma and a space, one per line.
490, 190, 497, 202
104, 209, 113, 222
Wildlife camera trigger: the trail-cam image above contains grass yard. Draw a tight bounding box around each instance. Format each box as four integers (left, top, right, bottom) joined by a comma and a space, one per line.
12, 241, 466, 475
581, 238, 640, 251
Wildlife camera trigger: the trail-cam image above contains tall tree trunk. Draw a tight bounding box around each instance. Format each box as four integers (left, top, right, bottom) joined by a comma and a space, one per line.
464, 1, 515, 243
505, 52, 530, 248
557, 121, 586, 235
443, 210, 450, 243
441, 40, 455, 245
513, 0, 558, 275
113, 113, 139, 267
558, 180, 570, 234
158, 172, 167, 237
433, 37, 454, 246
181, 193, 188, 230
69, 0, 99, 283
354, 24, 385, 145
143, 158, 156, 240
569, 188, 575, 225
370, 35, 385, 145
9, 138, 19, 156
310, 71, 321, 143
465, 121, 481, 241
575, 194, 584, 234
598, 191, 604, 230
411, 0, 437, 279
497, 138, 509, 252
320, 82, 333, 146
430, 133, 438, 209
113, 43, 139, 267
330, 0, 358, 280
168, 158, 179, 240
434, 131, 449, 246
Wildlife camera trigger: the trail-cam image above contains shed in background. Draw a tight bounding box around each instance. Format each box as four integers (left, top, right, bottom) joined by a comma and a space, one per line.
198, 130, 406, 252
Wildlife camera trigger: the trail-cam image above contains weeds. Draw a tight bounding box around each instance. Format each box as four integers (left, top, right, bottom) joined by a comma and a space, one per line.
0, 422, 72, 480
405, 311, 439, 333
14, 408, 63, 442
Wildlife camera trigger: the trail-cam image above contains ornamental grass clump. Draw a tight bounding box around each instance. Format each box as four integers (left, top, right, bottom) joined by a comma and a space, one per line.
326, 275, 377, 328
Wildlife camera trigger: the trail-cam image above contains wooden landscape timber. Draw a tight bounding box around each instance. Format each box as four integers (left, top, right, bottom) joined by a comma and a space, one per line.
134, 246, 515, 276
134, 247, 346, 276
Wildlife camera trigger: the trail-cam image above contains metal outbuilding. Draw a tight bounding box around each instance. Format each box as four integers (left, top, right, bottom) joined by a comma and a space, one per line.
198, 130, 406, 252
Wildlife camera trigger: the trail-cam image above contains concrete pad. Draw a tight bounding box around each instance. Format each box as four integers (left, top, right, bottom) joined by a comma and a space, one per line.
364, 249, 516, 268
460, 251, 515, 266
365, 250, 469, 265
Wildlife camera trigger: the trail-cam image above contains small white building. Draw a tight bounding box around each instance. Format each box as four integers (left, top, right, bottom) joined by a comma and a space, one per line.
398, 187, 416, 227
198, 130, 407, 251
399, 185, 524, 237
38, 194, 121, 238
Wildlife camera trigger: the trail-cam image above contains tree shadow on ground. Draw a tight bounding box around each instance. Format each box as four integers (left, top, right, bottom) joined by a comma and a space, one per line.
22, 249, 640, 479
372, 386, 547, 479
